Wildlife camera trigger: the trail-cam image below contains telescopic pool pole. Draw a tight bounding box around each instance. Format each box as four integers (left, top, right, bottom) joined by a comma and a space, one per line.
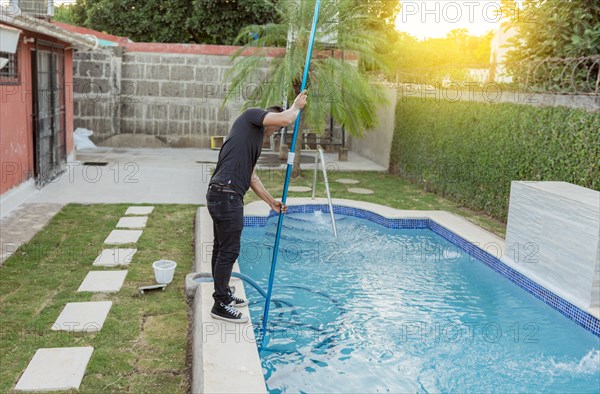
261, 0, 322, 345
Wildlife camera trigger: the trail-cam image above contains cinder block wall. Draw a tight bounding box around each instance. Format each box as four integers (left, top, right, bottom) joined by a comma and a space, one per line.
73, 47, 270, 148
73, 49, 118, 140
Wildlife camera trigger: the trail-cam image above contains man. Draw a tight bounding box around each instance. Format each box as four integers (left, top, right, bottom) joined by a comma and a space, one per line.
206, 90, 308, 323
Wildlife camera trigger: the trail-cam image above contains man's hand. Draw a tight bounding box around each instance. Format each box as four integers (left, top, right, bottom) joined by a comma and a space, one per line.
263, 90, 308, 127
270, 201, 288, 214
250, 167, 287, 213
292, 90, 308, 110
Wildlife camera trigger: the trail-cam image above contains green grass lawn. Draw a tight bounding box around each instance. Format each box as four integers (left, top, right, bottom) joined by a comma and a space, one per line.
0, 203, 196, 393
249, 169, 506, 237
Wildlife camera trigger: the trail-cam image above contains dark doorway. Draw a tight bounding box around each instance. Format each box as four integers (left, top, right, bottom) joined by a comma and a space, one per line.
31, 41, 66, 187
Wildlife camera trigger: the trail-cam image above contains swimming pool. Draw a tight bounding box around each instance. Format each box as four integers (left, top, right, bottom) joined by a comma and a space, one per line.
239, 211, 600, 393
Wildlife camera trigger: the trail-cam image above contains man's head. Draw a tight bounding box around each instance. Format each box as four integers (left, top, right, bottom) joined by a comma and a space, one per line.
264, 105, 284, 137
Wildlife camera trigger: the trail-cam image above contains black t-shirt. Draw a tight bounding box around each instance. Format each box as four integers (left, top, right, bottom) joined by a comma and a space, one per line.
209, 108, 269, 197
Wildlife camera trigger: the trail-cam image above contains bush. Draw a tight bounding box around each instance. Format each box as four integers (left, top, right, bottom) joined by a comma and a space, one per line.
53, 0, 280, 45
390, 97, 600, 221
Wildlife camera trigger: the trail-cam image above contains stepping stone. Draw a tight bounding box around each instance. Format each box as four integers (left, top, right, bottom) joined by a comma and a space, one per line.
77, 271, 128, 293
52, 301, 112, 333
15, 347, 93, 391
289, 186, 312, 192
93, 248, 137, 267
104, 230, 143, 244
116, 216, 148, 229
348, 187, 374, 195
336, 178, 359, 184
125, 206, 154, 215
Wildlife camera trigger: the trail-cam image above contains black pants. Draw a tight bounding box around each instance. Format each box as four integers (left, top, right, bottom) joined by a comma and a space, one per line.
206, 188, 244, 304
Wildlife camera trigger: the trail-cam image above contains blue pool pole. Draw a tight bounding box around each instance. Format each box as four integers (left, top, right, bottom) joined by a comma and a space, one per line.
261, 0, 322, 345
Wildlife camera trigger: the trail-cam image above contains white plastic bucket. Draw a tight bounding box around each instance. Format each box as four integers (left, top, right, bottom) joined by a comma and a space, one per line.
152, 260, 177, 284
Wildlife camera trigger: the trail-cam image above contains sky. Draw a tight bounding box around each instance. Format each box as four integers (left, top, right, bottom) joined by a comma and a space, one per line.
394, 0, 505, 39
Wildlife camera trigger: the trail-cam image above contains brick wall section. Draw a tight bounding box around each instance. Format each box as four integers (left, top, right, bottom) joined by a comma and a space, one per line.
73, 47, 272, 147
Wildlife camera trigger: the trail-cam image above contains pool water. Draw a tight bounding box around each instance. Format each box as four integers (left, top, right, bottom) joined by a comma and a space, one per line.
239, 212, 600, 393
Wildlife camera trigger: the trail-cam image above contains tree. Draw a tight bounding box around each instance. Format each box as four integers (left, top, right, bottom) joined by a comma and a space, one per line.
501, 0, 600, 60
353, 0, 401, 75
51, 0, 281, 45
188, 0, 280, 45
52, 0, 88, 26
223, 0, 389, 177
500, 0, 600, 92
85, 0, 192, 43
53, 4, 77, 25
392, 29, 494, 84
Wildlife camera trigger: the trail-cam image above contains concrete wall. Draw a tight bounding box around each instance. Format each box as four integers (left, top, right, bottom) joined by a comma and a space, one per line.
398, 85, 600, 113
73, 46, 272, 148
502, 181, 600, 312
348, 87, 397, 169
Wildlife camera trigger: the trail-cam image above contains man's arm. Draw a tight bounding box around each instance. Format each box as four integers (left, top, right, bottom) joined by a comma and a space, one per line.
250, 167, 287, 213
263, 90, 308, 127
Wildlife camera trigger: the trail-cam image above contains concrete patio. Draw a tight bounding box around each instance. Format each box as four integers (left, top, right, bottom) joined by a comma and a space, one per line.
5, 147, 384, 209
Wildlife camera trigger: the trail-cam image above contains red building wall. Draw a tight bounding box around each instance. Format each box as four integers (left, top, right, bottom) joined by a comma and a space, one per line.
1, 38, 33, 196
0, 33, 75, 196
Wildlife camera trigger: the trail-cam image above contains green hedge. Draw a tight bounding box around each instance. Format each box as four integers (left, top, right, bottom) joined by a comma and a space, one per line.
390, 97, 600, 221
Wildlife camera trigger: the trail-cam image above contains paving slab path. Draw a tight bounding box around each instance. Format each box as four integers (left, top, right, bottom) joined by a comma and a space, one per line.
15, 347, 94, 392
15, 206, 153, 390
51, 301, 113, 333
104, 229, 143, 244
336, 178, 360, 184
93, 248, 138, 267
288, 186, 312, 192
116, 216, 148, 228
348, 187, 375, 195
77, 271, 128, 293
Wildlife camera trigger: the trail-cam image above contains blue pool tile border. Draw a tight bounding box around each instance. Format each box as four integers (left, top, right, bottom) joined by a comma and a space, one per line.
244, 205, 600, 337
244, 204, 430, 229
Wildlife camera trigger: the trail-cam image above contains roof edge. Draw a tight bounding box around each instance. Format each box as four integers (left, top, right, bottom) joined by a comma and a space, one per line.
0, 8, 96, 49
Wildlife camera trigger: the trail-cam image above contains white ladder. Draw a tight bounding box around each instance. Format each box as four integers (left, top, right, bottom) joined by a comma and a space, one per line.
311, 146, 338, 238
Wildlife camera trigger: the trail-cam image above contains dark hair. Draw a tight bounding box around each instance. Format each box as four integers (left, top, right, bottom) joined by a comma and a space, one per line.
266, 105, 284, 113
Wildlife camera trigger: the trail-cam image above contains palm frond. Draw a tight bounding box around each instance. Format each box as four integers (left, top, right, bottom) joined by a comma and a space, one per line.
222, 0, 389, 137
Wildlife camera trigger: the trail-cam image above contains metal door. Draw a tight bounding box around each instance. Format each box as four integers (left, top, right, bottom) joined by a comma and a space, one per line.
31, 41, 66, 187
